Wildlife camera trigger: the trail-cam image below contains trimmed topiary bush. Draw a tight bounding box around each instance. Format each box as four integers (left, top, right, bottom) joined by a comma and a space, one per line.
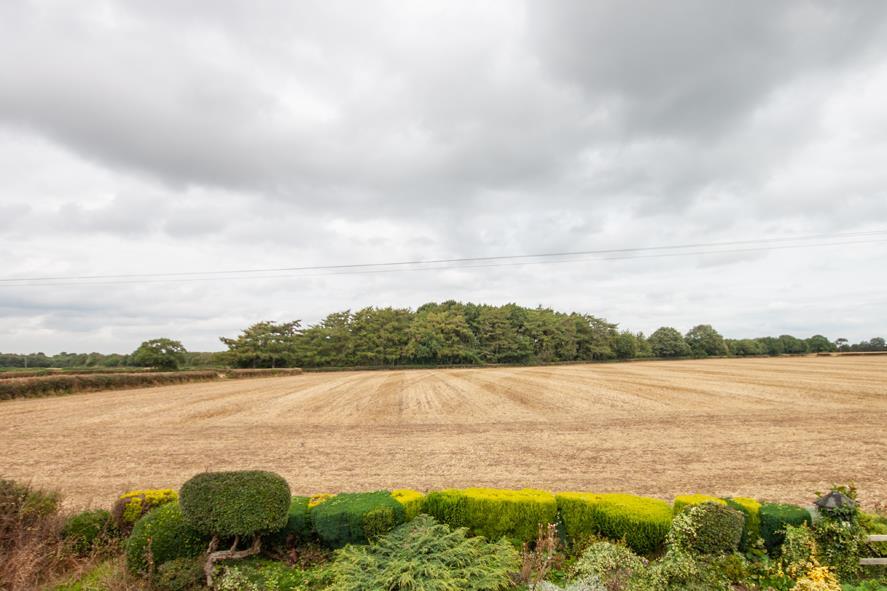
556, 493, 673, 555
112, 488, 178, 532
423, 488, 557, 544
179, 471, 290, 537
326, 514, 519, 591
62, 509, 114, 555
672, 494, 726, 515
667, 502, 744, 555
391, 489, 425, 520
311, 491, 406, 548
760, 502, 812, 553
125, 502, 206, 575
724, 497, 761, 551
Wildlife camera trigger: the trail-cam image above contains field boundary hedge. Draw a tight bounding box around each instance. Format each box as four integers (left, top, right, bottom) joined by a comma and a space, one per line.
0, 368, 303, 401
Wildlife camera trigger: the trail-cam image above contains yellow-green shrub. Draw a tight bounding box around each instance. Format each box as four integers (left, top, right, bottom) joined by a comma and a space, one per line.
724, 497, 761, 550
423, 488, 557, 543
391, 489, 425, 520
556, 493, 672, 555
112, 488, 178, 530
308, 493, 335, 508
673, 494, 726, 515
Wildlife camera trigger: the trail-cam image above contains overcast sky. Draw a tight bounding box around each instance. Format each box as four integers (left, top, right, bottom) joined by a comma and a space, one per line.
2, 1, 887, 354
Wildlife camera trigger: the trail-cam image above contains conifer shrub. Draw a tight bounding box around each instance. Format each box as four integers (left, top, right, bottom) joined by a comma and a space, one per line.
125, 502, 206, 575
391, 489, 425, 520
112, 488, 178, 532
760, 502, 812, 553
423, 488, 557, 543
326, 514, 519, 591
672, 494, 726, 515
179, 471, 290, 537
724, 497, 761, 551
556, 493, 672, 554
61, 509, 114, 555
667, 502, 744, 555
311, 491, 405, 548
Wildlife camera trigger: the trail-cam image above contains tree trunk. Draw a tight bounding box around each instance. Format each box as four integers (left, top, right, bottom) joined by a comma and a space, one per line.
204, 534, 262, 587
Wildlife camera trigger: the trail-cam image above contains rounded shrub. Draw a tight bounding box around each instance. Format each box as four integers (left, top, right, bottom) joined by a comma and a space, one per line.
573, 540, 646, 589
112, 488, 178, 531
179, 471, 290, 537
311, 491, 406, 547
668, 502, 745, 555
125, 502, 207, 575
267, 495, 313, 549
760, 502, 812, 553
672, 494, 726, 515
62, 509, 114, 554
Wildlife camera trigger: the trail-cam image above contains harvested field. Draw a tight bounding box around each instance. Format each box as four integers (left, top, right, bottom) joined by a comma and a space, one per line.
1, 356, 885, 509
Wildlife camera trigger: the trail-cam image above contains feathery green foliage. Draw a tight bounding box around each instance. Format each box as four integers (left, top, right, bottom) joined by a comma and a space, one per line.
326, 514, 519, 591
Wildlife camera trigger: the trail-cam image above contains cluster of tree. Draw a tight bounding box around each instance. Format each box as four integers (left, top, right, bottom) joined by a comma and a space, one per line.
216, 301, 873, 368
4, 302, 882, 370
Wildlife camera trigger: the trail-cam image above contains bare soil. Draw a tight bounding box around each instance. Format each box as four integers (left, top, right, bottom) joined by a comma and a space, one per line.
1, 356, 885, 509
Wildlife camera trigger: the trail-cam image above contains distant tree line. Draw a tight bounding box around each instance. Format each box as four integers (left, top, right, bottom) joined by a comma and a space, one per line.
2, 302, 883, 370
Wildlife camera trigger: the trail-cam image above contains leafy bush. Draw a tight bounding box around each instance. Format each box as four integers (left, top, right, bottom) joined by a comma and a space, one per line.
724, 497, 761, 551
667, 502, 744, 555
424, 488, 557, 543
154, 557, 204, 591
538, 576, 607, 591
179, 471, 290, 537
781, 524, 817, 579
672, 495, 726, 515
268, 495, 313, 549
311, 491, 405, 547
793, 565, 842, 591
112, 488, 178, 531
759, 502, 812, 553
213, 558, 330, 591
556, 493, 673, 554
626, 549, 703, 591
573, 540, 646, 589
325, 514, 519, 591
62, 509, 113, 555
815, 517, 863, 581
391, 489, 425, 520
125, 502, 206, 575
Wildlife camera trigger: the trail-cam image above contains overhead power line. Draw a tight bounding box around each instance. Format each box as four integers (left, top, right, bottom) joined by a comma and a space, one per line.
1, 230, 885, 288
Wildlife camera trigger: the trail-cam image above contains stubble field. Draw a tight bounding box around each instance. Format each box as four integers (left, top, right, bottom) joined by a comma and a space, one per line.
1, 356, 885, 508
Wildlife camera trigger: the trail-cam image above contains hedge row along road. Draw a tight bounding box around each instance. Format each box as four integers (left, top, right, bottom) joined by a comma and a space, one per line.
0, 355, 884, 508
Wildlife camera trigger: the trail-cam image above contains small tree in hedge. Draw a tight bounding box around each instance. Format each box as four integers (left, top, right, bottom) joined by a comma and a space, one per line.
179, 470, 290, 586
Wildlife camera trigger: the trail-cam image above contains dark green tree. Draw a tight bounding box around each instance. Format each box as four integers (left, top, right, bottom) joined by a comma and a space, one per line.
648, 327, 691, 358
805, 334, 835, 353
131, 338, 187, 370
220, 321, 301, 368
685, 324, 727, 357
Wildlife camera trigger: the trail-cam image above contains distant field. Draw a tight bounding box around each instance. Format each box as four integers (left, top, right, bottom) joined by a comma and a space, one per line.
0, 356, 885, 508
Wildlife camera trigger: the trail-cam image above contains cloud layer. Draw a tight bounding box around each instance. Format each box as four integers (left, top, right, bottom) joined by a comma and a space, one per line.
2, 1, 886, 353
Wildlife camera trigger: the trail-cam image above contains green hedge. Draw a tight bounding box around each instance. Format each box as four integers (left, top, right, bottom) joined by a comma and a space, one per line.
759, 502, 812, 553
724, 497, 761, 551
673, 494, 726, 515
556, 493, 673, 554
268, 495, 313, 548
62, 509, 114, 555
125, 502, 206, 575
180, 471, 290, 537
423, 488, 557, 544
311, 491, 406, 547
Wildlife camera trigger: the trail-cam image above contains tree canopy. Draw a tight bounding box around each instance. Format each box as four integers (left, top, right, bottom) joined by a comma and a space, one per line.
131, 338, 187, 370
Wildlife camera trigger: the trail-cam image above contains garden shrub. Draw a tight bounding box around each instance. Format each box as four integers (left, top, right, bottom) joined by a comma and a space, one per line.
573, 540, 646, 589
537, 576, 607, 591
556, 493, 673, 554
213, 558, 331, 591
154, 557, 205, 591
111, 488, 178, 531
125, 502, 206, 575
815, 515, 863, 581
759, 502, 812, 553
179, 470, 290, 537
423, 488, 557, 543
326, 514, 519, 591
62, 509, 113, 555
673, 494, 726, 515
723, 497, 761, 551
780, 524, 817, 579
792, 565, 842, 591
268, 495, 313, 548
391, 488, 425, 520
311, 491, 405, 547
667, 502, 744, 555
